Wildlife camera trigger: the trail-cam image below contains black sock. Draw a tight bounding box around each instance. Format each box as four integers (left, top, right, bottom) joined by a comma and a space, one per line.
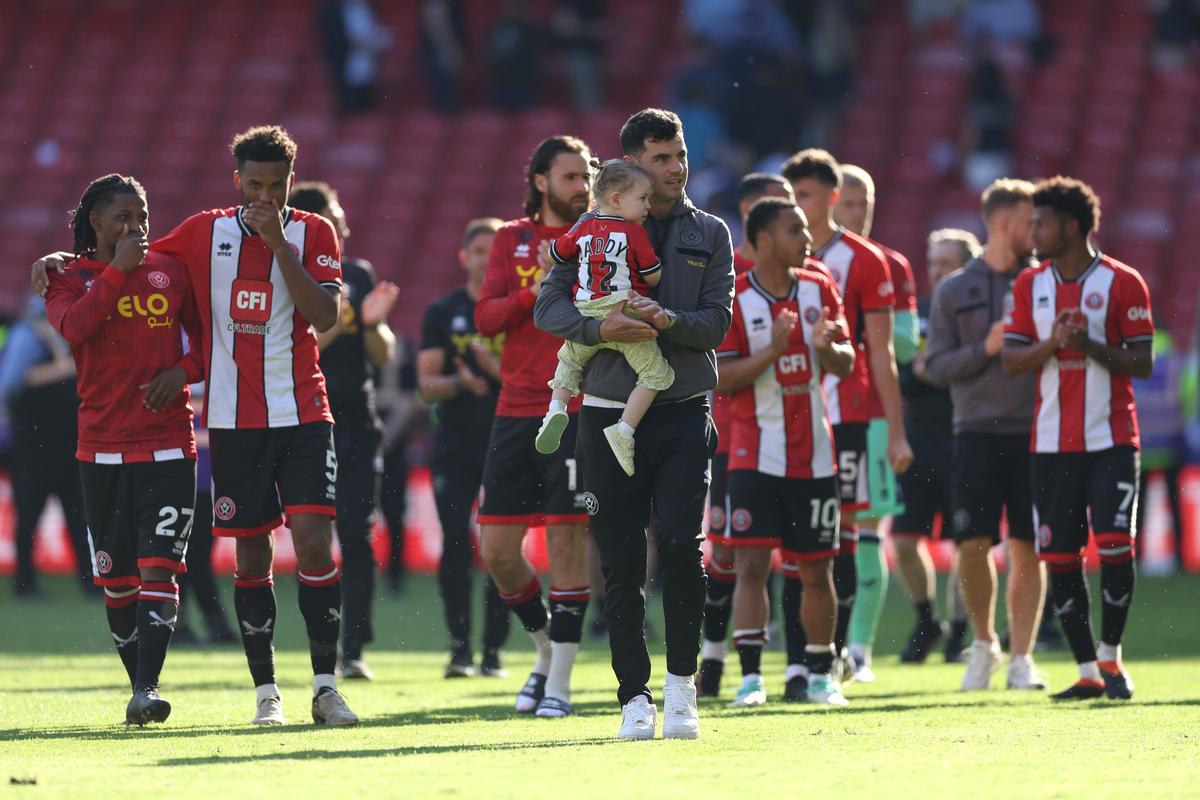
297, 564, 342, 677
703, 559, 736, 647
916, 600, 934, 624
806, 644, 835, 676
500, 577, 550, 633
482, 576, 511, 651
833, 551, 857, 652
1099, 559, 1135, 648
782, 570, 807, 665
105, 591, 139, 690
733, 629, 766, 676
234, 572, 278, 687
549, 586, 589, 643
951, 619, 968, 639
1049, 564, 1097, 665
135, 582, 178, 691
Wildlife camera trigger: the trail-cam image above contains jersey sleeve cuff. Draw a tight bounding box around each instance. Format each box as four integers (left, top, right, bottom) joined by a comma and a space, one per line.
716, 349, 740, 359
1004, 332, 1033, 343
637, 262, 662, 276
550, 241, 570, 264
1122, 334, 1154, 344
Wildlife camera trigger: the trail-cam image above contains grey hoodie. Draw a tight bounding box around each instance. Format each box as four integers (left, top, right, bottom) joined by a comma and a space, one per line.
533, 194, 734, 403
924, 256, 1035, 435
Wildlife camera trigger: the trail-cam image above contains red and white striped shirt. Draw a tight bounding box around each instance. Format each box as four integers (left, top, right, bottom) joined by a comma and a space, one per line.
1004, 253, 1153, 453
550, 212, 661, 302
152, 207, 342, 430
814, 228, 893, 425
718, 269, 848, 479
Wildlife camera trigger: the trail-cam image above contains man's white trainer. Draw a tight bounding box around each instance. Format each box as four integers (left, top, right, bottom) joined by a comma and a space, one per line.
662, 675, 700, 739
618, 695, 657, 740
961, 639, 1004, 691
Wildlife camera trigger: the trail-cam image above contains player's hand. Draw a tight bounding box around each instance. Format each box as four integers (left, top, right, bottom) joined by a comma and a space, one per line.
537, 240, 555, 272
111, 224, 149, 273
599, 301, 657, 342
810, 308, 840, 353
469, 339, 501, 382
140, 366, 187, 412
32, 253, 68, 296
888, 435, 914, 474
983, 320, 1006, 356
913, 350, 930, 383
453, 356, 489, 396
361, 281, 400, 326
1051, 309, 1077, 348
1063, 319, 1091, 353
770, 309, 798, 356
242, 199, 287, 249
627, 295, 671, 330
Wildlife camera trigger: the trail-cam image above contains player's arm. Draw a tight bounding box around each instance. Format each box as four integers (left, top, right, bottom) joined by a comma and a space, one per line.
476, 229, 542, 336
144, 277, 206, 412
417, 303, 486, 403
716, 310, 795, 393
1001, 310, 1073, 376
44, 226, 149, 345
243, 200, 339, 332
814, 291, 855, 378
889, 253, 920, 365
1078, 338, 1154, 378
30, 251, 76, 297
864, 309, 912, 472
362, 281, 400, 368
645, 221, 735, 351
923, 278, 994, 386
1076, 272, 1156, 379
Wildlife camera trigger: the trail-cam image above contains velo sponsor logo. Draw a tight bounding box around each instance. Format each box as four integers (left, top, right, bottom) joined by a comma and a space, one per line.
214, 497, 237, 522
117, 293, 173, 328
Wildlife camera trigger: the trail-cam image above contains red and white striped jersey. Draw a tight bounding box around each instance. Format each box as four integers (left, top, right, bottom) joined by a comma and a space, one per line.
713, 251, 758, 456
814, 227, 893, 424
550, 212, 661, 302
151, 206, 343, 429
717, 269, 848, 479
1004, 253, 1153, 453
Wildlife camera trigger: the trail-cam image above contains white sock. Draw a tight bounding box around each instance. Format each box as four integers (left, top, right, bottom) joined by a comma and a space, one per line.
1010, 653, 1032, 667
256, 682, 281, 703
849, 643, 871, 665
549, 398, 567, 414
701, 640, 727, 661
530, 628, 552, 676
313, 673, 337, 695
786, 663, 811, 681
544, 641, 579, 701
1097, 642, 1121, 663
664, 671, 694, 687
1079, 660, 1102, 682
617, 420, 635, 439
741, 672, 762, 684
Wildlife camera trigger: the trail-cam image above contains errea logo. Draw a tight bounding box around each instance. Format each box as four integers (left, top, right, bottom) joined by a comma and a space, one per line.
1126, 306, 1150, 322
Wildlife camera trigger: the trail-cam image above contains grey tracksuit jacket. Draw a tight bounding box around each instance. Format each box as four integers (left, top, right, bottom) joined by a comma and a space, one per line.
923, 257, 1035, 435
533, 194, 734, 403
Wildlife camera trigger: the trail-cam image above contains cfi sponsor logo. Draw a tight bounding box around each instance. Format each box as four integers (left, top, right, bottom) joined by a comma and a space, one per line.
582, 492, 600, 516
214, 497, 237, 522
147, 271, 169, 289
731, 508, 753, 533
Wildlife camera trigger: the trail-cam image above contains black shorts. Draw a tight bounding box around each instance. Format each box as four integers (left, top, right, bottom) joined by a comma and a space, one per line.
832, 423, 869, 512
893, 456, 954, 537
725, 470, 840, 563
707, 451, 730, 541
1032, 446, 1140, 561
950, 432, 1035, 544
79, 459, 197, 587
478, 415, 587, 526
208, 421, 337, 537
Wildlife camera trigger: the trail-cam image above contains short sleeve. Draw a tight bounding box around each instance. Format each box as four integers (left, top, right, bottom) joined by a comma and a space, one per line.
1115, 269, 1154, 343
888, 250, 918, 312
306, 216, 342, 288
1004, 271, 1036, 342
550, 229, 580, 264
151, 215, 198, 263
855, 246, 894, 313
629, 224, 661, 276
717, 299, 746, 358
420, 301, 447, 353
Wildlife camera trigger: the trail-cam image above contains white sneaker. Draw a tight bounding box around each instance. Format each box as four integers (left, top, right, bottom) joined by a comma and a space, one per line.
337, 658, 374, 680
961, 639, 1004, 691
252, 694, 285, 726
1007, 656, 1048, 690
603, 424, 636, 477
728, 675, 766, 708
618, 695, 657, 740
311, 688, 360, 726
807, 674, 850, 706
662, 677, 700, 739
849, 645, 876, 683
535, 410, 569, 454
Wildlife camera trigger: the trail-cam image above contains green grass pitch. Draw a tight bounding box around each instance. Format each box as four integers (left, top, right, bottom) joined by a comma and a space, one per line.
2, 572, 1198, 798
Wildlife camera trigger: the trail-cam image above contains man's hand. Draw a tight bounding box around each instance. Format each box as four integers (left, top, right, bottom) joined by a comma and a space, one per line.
32, 252, 72, 296
362, 281, 400, 326
141, 366, 188, 412
454, 356, 489, 396
888, 435, 914, 474
810, 308, 839, 354
112, 225, 149, 273
537, 240, 555, 272
913, 350, 930, 383
983, 320, 1006, 356
626, 294, 671, 330
469, 339, 501, 382
241, 199, 287, 250
770, 309, 798, 356
599, 300, 657, 342
1051, 309, 1079, 348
